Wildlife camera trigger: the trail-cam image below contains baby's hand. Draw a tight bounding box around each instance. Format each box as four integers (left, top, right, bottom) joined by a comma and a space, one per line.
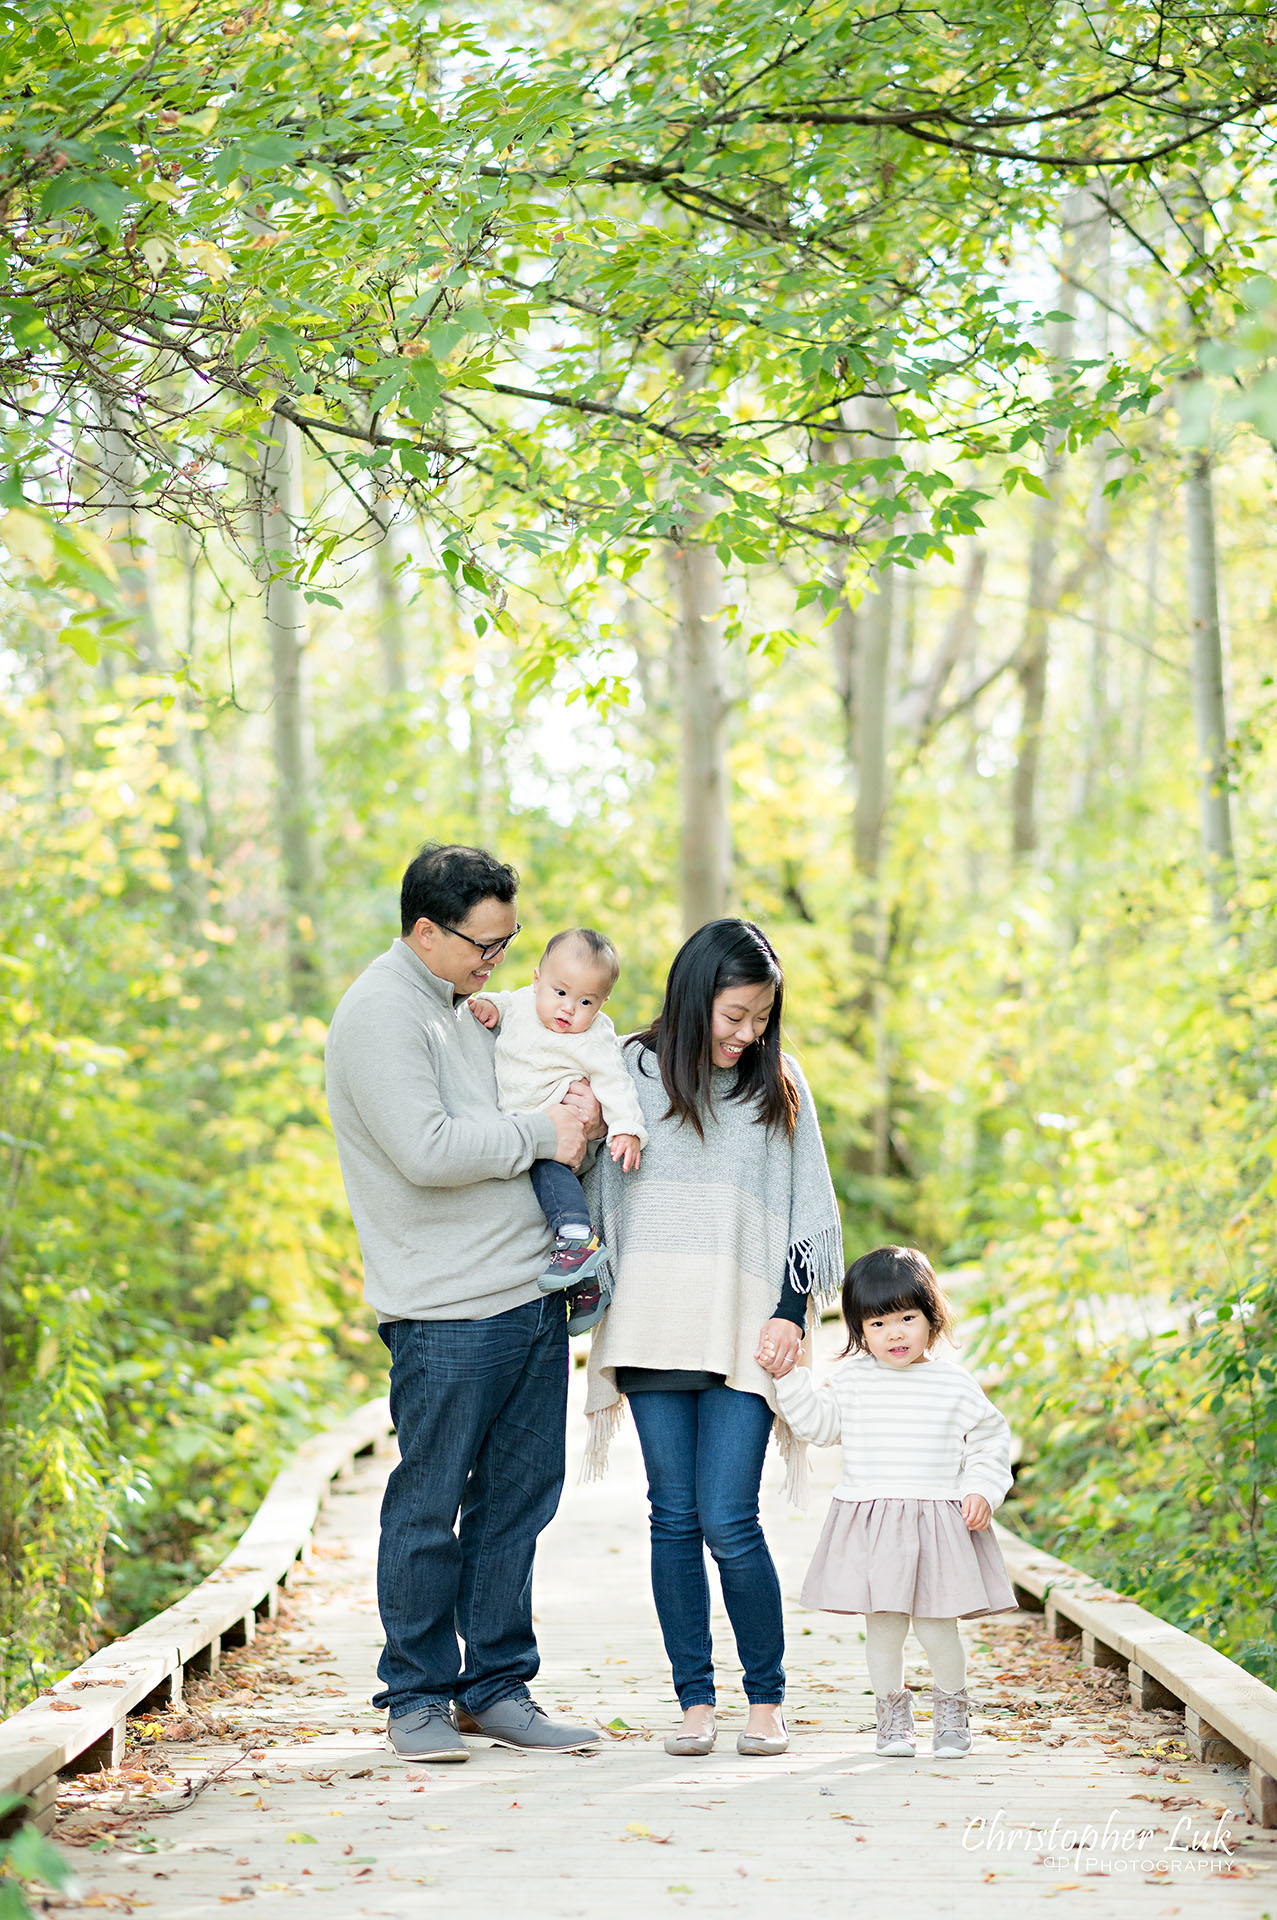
610, 1132, 642, 1173
961, 1493, 992, 1533
469, 996, 499, 1030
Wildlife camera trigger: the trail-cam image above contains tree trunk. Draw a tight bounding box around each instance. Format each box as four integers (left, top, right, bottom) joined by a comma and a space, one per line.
670, 529, 731, 936
1181, 209, 1236, 927
166, 525, 210, 917
1130, 507, 1160, 778
82, 400, 162, 676
370, 499, 408, 697
1071, 209, 1114, 824
255, 413, 322, 1010
1070, 473, 1111, 822
1184, 448, 1235, 922
853, 565, 894, 894
1010, 201, 1082, 861
902, 544, 986, 746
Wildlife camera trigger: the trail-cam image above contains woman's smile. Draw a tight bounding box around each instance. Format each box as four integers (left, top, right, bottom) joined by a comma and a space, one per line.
709, 980, 776, 1068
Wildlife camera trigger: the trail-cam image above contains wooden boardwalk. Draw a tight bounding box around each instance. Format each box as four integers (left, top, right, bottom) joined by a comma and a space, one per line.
50, 1349, 1276, 1918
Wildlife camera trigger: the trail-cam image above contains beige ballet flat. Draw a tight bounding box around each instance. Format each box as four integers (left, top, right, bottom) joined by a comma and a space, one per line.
737, 1715, 789, 1757
664, 1723, 717, 1757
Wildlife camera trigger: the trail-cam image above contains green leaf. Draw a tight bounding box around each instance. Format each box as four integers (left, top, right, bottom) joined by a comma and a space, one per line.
238, 135, 301, 172
58, 626, 101, 665
41, 175, 128, 225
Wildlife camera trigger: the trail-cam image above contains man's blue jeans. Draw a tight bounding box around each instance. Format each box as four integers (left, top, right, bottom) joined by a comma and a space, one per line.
627, 1386, 785, 1707
372, 1294, 568, 1719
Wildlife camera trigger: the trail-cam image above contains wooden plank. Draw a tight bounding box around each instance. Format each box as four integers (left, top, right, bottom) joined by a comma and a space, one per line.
1248, 1762, 1277, 1828
1130, 1662, 1178, 1710
0, 1397, 392, 1798
996, 1520, 1277, 1819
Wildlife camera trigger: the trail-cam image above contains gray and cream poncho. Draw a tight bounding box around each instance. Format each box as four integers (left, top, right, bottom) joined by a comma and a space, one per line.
583, 1045, 844, 1495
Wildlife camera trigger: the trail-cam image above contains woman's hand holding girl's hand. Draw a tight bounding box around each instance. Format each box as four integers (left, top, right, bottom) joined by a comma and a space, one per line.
961, 1493, 992, 1532
610, 1133, 642, 1173
754, 1318, 803, 1378
469, 996, 499, 1029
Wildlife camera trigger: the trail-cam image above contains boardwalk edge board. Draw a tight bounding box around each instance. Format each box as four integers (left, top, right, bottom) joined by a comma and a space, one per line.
995, 1522, 1277, 1828
0, 1396, 393, 1832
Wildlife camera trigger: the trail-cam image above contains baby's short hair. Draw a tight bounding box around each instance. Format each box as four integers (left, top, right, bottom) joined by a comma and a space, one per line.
541, 927, 621, 991
839, 1245, 953, 1355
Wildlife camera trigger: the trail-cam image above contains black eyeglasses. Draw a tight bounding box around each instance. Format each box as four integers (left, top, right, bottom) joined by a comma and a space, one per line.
436, 921, 521, 963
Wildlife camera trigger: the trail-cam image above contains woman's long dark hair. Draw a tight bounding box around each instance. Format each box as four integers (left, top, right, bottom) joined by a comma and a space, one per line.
630, 919, 800, 1139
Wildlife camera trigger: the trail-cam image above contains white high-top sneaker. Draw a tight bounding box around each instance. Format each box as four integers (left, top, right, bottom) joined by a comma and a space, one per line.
932, 1685, 973, 1757
874, 1688, 916, 1757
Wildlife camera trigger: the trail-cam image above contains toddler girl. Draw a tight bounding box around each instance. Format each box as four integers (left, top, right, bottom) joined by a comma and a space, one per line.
470, 927, 646, 1332
763, 1245, 1014, 1758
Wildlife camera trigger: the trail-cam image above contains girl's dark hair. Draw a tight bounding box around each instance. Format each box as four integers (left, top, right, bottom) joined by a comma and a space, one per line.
629, 918, 799, 1139
839, 1246, 953, 1355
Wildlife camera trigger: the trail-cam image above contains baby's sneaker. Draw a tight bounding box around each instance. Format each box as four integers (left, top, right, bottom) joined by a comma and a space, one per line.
932, 1685, 972, 1757
565, 1264, 614, 1335
537, 1229, 606, 1293
874, 1688, 916, 1758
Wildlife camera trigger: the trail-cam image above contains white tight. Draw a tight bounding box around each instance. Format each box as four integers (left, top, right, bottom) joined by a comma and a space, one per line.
863, 1613, 966, 1694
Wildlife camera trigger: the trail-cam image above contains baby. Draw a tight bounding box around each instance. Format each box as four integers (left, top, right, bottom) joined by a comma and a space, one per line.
470, 927, 646, 1332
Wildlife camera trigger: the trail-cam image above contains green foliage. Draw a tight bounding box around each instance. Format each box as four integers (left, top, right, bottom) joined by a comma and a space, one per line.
0, 1795, 73, 1919
0, 692, 364, 1712
4, 0, 1269, 637
923, 875, 1277, 1683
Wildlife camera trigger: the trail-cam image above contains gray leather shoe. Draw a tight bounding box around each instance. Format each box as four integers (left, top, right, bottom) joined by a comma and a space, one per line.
664, 1724, 717, 1757
455, 1696, 598, 1752
737, 1714, 788, 1757
388, 1703, 469, 1763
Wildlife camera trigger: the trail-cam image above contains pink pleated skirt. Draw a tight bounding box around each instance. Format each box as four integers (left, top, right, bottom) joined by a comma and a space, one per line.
801, 1496, 1018, 1618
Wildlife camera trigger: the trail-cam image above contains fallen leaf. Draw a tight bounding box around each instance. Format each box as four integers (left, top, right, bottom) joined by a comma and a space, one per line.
285, 1833, 317, 1844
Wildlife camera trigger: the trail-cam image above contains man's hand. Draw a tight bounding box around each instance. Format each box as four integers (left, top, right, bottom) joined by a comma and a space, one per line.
754, 1318, 804, 1377
469, 996, 499, 1030
563, 1077, 606, 1141
610, 1132, 642, 1173
546, 1101, 588, 1168
961, 1493, 992, 1532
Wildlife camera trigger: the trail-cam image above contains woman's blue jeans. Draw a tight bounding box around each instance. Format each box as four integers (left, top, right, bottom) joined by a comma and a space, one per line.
627, 1386, 785, 1707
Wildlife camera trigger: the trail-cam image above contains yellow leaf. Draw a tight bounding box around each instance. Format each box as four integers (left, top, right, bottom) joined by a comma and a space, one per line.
1, 508, 56, 578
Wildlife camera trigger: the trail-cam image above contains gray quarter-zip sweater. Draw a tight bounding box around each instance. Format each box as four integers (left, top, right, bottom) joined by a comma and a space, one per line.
325, 939, 557, 1321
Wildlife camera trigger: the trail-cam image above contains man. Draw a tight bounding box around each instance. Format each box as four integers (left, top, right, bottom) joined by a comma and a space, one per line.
325, 842, 601, 1762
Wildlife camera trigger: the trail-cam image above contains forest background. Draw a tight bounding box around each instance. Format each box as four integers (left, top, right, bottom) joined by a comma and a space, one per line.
3, 0, 1277, 1717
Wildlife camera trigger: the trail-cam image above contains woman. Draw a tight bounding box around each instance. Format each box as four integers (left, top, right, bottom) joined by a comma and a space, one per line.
584, 919, 843, 1757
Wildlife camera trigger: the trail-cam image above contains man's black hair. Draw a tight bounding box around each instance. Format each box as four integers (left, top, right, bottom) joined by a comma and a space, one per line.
400, 843, 519, 936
